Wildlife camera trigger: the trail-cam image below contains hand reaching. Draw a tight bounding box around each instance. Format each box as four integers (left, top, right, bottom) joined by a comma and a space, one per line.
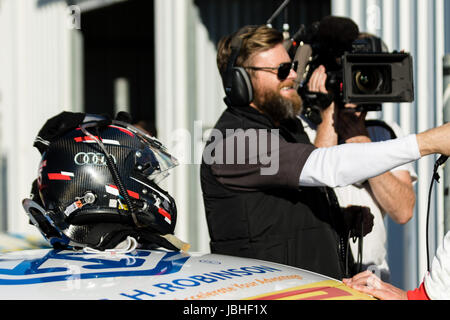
343, 270, 408, 300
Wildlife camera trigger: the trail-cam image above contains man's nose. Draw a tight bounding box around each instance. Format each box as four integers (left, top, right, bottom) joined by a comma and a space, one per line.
287, 66, 298, 79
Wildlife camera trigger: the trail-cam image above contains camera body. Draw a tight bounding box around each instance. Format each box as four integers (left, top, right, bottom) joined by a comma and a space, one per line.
291, 20, 415, 124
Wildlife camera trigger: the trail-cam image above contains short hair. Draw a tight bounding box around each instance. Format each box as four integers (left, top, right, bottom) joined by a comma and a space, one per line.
216, 25, 284, 79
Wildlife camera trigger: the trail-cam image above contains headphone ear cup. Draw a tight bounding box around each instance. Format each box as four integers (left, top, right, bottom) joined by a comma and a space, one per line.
228, 67, 253, 106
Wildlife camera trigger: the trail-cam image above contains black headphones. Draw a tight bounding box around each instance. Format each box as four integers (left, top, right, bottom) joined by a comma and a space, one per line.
223, 27, 255, 107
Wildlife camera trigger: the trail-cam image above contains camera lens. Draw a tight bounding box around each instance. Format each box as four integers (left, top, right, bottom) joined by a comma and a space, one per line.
354, 68, 383, 94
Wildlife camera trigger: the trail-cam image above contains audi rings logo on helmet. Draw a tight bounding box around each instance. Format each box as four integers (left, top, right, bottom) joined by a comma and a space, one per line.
74, 152, 117, 166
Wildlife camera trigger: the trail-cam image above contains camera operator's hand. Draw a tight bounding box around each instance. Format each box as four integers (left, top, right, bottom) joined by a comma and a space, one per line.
308, 65, 338, 147
336, 105, 370, 143
307, 65, 335, 112
308, 65, 328, 94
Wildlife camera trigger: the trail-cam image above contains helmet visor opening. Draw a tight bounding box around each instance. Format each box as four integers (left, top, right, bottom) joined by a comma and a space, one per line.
123, 124, 178, 184
135, 145, 179, 184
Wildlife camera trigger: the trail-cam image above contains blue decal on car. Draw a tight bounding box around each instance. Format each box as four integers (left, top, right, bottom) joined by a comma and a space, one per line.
0, 250, 190, 285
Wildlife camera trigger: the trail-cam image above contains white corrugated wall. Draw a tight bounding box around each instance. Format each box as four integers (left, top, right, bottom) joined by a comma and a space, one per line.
155, 0, 201, 252
0, 0, 75, 235
154, 0, 224, 254
332, 0, 446, 290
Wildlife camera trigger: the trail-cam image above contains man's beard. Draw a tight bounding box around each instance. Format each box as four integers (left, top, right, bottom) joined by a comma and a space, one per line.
253, 85, 303, 124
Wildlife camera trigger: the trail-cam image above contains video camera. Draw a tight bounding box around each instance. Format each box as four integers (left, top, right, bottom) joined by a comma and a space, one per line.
287, 16, 415, 125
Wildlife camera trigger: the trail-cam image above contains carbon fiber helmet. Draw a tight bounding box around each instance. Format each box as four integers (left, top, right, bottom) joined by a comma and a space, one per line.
23, 112, 188, 251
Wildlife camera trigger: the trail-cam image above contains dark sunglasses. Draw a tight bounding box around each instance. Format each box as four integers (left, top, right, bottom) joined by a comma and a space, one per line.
245, 61, 298, 80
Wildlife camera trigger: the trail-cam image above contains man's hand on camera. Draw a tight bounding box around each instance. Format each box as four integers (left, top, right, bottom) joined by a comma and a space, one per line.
307, 65, 335, 111
308, 65, 328, 94
307, 65, 339, 148
337, 105, 370, 143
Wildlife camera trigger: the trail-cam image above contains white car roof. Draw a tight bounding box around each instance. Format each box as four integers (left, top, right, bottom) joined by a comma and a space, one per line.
0, 246, 373, 300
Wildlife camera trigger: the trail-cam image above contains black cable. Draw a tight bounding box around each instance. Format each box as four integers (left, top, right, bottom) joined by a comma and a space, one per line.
357, 234, 363, 273
346, 233, 363, 276
345, 231, 350, 277
80, 124, 140, 227
426, 161, 442, 271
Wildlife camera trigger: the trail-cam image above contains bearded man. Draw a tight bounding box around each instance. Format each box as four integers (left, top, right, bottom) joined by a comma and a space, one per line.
200, 25, 431, 279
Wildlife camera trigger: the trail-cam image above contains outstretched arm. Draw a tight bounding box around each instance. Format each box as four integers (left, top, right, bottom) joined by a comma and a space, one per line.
299, 134, 421, 188
416, 123, 450, 156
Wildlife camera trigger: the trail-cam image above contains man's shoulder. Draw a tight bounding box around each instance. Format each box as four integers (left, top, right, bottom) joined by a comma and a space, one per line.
213, 107, 273, 132
213, 108, 245, 131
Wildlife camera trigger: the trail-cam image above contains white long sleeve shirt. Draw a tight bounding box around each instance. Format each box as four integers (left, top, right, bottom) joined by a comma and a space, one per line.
424, 231, 450, 299
299, 134, 421, 187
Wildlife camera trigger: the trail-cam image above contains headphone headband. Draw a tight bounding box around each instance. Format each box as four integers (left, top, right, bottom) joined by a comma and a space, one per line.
224, 28, 247, 93
223, 26, 257, 107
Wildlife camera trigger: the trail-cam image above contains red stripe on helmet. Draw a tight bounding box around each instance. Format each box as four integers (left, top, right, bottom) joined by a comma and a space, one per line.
48, 173, 72, 181
158, 208, 171, 221
109, 125, 134, 137
127, 190, 140, 199
108, 185, 140, 199
74, 136, 99, 142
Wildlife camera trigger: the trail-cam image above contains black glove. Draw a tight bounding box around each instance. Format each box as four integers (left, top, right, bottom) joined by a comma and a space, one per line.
33, 111, 113, 155
336, 108, 370, 143
34, 111, 86, 154
341, 205, 374, 238
115, 111, 133, 123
